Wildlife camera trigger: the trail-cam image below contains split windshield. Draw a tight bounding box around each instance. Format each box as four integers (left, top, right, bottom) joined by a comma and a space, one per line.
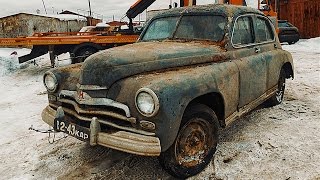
141, 15, 226, 42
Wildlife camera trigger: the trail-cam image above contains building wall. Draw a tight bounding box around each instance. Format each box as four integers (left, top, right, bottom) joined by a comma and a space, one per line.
279, 0, 320, 38
0, 14, 87, 38
86, 17, 102, 26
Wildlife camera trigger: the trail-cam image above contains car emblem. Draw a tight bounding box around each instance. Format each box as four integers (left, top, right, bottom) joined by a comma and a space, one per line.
78, 90, 84, 100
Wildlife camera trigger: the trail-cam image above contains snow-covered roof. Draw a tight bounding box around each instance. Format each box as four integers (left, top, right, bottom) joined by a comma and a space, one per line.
0, 13, 87, 21
95, 23, 110, 27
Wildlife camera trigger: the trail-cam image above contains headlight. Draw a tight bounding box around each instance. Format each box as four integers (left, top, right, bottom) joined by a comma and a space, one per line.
135, 88, 159, 117
43, 72, 58, 92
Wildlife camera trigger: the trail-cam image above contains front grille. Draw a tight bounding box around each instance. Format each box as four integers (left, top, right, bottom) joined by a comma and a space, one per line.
61, 95, 129, 119
49, 97, 140, 133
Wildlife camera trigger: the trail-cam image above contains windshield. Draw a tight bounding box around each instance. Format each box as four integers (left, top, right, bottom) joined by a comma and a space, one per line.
278, 21, 292, 28
141, 15, 226, 42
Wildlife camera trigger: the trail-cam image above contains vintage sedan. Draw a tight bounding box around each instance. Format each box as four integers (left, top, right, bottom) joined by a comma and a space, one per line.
41, 4, 294, 178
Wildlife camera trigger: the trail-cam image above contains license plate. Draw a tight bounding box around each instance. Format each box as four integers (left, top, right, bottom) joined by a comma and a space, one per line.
54, 118, 90, 142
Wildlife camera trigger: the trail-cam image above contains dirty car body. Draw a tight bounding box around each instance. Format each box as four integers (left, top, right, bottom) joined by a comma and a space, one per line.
41, 4, 294, 178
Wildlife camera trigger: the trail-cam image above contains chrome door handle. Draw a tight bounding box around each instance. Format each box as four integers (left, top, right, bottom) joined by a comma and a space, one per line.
255, 47, 261, 53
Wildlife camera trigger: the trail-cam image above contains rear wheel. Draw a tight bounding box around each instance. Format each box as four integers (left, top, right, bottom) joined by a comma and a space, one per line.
71, 46, 97, 64
159, 104, 219, 178
267, 69, 286, 106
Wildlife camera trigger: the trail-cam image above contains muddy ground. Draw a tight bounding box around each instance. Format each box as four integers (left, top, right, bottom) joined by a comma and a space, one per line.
0, 41, 319, 179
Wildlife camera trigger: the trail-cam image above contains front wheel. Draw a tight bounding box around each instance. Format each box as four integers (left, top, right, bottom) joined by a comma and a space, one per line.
158, 104, 219, 178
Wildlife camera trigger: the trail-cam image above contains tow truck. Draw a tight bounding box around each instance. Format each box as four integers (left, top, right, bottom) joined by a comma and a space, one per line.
0, 12, 141, 67
0, 30, 139, 66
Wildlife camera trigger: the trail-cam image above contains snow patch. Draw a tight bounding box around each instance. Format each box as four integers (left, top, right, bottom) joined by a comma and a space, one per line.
282, 37, 320, 53
0, 48, 31, 76
0, 48, 72, 77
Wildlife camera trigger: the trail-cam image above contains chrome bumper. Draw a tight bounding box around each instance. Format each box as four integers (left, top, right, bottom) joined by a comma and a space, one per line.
41, 106, 161, 156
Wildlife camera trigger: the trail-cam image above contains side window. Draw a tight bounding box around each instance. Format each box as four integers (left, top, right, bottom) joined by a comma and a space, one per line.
256, 17, 274, 43
232, 16, 254, 46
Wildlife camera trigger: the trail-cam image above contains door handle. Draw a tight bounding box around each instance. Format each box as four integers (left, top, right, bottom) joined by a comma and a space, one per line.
255, 47, 261, 53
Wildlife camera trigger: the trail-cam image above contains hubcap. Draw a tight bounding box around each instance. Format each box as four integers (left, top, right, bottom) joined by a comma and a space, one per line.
175, 118, 213, 167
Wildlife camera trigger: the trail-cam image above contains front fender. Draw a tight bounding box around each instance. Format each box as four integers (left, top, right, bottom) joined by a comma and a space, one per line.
109, 61, 239, 151
46, 63, 82, 97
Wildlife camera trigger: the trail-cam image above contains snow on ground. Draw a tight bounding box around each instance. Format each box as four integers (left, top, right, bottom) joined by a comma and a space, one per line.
0, 38, 319, 179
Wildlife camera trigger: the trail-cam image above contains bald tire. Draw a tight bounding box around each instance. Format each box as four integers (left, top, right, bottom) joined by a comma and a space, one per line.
72, 46, 97, 64
267, 69, 286, 106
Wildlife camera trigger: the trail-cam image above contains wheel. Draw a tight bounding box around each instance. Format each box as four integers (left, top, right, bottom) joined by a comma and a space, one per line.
71, 46, 97, 64
159, 104, 219, 178
267, 69, 286, 106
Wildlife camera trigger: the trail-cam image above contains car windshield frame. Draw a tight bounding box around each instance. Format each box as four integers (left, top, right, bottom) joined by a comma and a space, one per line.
140, 14, 227, 42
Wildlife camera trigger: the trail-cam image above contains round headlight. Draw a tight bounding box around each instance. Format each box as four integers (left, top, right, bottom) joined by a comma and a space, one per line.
43, 72, 58, 92
135, 88, 159, 117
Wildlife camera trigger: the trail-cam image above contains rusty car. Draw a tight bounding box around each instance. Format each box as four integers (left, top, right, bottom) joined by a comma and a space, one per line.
41, 4, 294, 178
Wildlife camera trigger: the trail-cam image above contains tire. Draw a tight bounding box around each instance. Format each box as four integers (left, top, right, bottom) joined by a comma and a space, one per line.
158, 104, 219, 178
267, 69, 286, 106
71, 46, 97, 64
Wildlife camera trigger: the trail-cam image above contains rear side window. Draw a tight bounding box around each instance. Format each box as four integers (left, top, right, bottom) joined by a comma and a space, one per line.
232, 16, 254, 46
256, 17, 274, 43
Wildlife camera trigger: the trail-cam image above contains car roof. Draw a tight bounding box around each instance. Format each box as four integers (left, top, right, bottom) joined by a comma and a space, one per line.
154, 4, 264, 18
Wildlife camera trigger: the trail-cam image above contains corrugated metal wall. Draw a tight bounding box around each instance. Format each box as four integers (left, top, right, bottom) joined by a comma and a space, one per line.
279, 0, 320, 38
0, 14, 87, 38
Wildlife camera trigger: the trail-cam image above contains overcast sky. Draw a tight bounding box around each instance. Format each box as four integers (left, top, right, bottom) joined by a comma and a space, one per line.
0, 0, 176, 21
0, 0, 257, 22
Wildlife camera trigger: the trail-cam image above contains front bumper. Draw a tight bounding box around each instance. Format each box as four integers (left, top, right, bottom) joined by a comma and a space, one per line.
42, 105, 161, 156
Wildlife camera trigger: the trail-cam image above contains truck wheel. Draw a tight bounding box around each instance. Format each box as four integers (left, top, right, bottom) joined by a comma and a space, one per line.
72, 46, 97, 64
159, 104, 219, 178
267, 69, 286, 106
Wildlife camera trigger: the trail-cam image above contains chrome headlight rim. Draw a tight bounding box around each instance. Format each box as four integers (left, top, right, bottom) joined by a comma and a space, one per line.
43, 71, 58, 93
135, 88, 160, 117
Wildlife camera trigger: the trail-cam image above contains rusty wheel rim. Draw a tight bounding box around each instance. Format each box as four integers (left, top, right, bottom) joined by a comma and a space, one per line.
175, 118, 214, 168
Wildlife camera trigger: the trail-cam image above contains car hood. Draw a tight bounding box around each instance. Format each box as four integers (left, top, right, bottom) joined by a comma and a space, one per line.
79, 41, 227, 88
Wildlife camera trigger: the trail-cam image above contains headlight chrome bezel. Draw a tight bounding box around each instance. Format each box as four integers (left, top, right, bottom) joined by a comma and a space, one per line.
43, 72, 58, 93
135, 88, 160, 117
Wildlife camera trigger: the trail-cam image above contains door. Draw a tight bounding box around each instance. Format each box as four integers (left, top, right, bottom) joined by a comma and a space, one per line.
231, 15, 268, 108
254, 15, 280, 91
